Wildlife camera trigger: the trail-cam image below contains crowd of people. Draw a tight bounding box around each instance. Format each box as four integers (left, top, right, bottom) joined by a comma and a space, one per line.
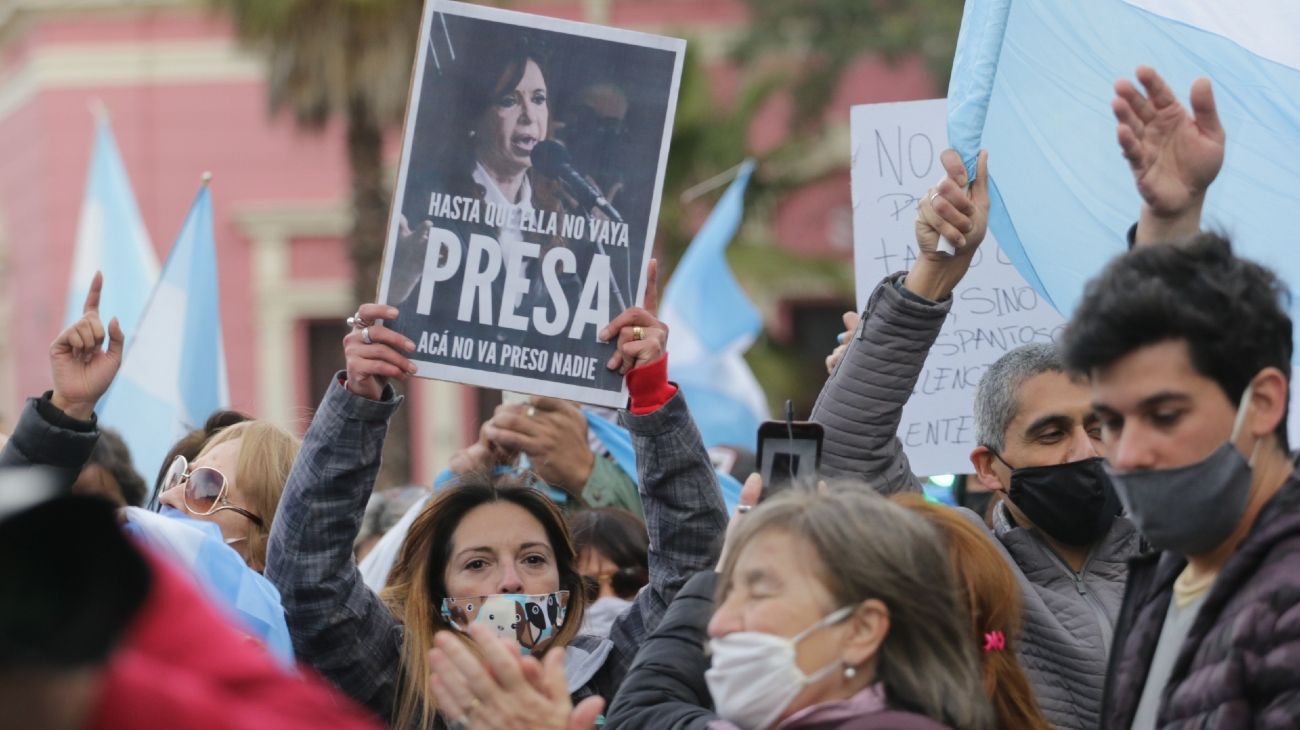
2, 63, 1299, 730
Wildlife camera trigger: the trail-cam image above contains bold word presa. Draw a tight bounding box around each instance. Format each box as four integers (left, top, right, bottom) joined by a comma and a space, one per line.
413, 227, 611, 340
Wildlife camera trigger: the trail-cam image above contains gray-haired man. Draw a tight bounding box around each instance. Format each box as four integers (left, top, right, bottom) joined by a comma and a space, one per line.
814, 67, 1224, 729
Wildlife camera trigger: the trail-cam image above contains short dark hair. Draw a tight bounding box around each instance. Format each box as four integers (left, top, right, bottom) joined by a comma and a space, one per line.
1061, 233, 1292, 447
568, 507, 648, 572
87, 429, 147, 507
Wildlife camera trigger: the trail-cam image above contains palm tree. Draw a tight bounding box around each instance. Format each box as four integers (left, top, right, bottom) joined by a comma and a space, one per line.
211, 0, 423, 485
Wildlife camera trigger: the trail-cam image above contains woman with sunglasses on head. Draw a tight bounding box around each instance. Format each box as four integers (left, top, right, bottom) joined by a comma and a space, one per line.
265, 260, 728, 728
569, 507, 650, 637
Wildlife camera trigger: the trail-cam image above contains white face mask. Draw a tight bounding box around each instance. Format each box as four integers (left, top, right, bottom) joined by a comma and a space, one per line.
582, 595, 632, 638
705, 606, 855, 730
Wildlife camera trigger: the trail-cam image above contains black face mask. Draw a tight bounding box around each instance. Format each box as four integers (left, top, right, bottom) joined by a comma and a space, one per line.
994, 455, 1121, 546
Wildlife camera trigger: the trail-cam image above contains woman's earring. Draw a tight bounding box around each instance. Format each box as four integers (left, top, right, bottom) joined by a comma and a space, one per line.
843, 664, 857, 680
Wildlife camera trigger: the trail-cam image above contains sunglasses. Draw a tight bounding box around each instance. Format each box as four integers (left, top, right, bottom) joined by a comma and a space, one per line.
582, 566, 647, 602
162, 455, 264, 528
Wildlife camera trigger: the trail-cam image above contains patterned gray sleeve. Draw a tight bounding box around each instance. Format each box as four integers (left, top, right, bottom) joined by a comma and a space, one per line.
604, 392, 729, 690
811, 273, 952, 494
264, 374, 405, 720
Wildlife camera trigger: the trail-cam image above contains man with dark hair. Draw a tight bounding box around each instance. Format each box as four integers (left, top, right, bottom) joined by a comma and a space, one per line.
811, 67, 1226, 730
1063, 233, 1300, 728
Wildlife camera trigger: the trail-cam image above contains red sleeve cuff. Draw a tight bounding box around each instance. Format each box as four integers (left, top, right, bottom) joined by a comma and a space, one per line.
626, 355, 677, 415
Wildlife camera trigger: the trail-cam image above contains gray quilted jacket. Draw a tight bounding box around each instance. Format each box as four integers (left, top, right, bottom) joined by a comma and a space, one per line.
811, 274, 1141, 730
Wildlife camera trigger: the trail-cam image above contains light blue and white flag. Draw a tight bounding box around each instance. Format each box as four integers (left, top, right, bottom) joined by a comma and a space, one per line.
947, 0, 1300, 322
99, 182, 229, 499
66, 114, 159, 335
659, 160, 769, 450
123, 507, 293, 665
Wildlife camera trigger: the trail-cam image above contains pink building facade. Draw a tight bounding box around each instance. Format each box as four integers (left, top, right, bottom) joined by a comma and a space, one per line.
0, 0, 934, 483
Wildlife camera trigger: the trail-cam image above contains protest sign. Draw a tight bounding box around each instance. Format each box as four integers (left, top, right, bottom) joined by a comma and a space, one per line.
379, 0, 684, 407
851, 99, 1066, 476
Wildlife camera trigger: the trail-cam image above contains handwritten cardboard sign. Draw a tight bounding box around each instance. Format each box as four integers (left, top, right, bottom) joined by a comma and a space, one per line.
850, 99, 1066, 476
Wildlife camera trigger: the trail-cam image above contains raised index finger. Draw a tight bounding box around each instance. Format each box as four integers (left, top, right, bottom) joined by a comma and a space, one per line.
643, 258, 659, 316
83, 271, 103, 315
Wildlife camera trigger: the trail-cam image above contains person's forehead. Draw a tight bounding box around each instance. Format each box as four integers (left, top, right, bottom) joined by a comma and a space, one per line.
451, 501, 552, 554
1091, 340, 1210, 409
578, 549, 617, 574
1008, 371, 1092, 429
735, 529, 830, 597
519, 58, 545, 84
193, 437, 242, 471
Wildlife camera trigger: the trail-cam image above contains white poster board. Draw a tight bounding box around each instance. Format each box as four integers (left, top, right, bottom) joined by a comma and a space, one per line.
850, 99, 1066, 476
378, 1, 685, 407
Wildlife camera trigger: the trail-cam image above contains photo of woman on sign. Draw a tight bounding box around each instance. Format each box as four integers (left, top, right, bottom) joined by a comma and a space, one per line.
388, 31, 575, 317
377, 4, 681, 405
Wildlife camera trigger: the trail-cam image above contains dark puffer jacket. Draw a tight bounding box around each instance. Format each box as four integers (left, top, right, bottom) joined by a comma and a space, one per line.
1103, 470, 1300, 728
605, 570, 718, 729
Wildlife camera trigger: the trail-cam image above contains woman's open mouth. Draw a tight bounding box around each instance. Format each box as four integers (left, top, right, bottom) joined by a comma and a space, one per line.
511, 134, 539, 157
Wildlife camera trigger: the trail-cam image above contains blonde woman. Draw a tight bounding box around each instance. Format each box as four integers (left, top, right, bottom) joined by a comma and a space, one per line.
156, 420, 299, 572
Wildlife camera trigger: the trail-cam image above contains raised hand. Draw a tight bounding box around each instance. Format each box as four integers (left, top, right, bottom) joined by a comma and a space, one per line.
49, 272, 125, 420
908, 149, 990, 301
825, 311, 861, 375
599, 258, 667, 375
1113, 66, 1224, 243
342, 303, 417, 401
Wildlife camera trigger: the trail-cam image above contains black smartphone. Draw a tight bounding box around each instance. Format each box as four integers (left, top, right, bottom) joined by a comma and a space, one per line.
756, 420, 824, 501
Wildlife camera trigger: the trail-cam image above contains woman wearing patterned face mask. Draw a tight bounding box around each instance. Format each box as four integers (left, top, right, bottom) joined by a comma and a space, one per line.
266, 265, 728, 729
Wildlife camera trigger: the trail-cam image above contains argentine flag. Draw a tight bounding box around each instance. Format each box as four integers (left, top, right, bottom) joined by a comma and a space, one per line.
947, 0, 1300, 323
99, 182, 230, 501
659, 160, 770, 450
66, 114, 159, 335
123, 507, 294, 665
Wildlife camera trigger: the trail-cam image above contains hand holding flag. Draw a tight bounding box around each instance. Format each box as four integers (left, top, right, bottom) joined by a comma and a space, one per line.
908, 149, 991, 302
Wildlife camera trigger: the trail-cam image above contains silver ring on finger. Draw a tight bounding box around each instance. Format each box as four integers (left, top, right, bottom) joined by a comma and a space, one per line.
361, 327, 373, 346
738, 505, 752, 514
447, 717, 469, 730
347, 310, 373, 329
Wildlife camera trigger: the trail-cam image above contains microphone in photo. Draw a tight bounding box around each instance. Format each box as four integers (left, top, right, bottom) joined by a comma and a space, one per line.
531, 140, 624, 223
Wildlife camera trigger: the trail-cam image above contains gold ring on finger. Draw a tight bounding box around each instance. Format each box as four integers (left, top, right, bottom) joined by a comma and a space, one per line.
466, 698, 481, 716
632, 325, 645, 341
